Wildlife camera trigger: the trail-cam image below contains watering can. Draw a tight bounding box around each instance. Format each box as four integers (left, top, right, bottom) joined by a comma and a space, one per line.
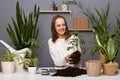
0, 40, 32, 72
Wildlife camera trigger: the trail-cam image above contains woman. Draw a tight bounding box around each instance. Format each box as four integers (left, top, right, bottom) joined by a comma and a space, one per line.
48, 15, 81, 67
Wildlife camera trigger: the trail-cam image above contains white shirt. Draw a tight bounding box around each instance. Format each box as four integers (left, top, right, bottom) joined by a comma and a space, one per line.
48, 35, 81, 66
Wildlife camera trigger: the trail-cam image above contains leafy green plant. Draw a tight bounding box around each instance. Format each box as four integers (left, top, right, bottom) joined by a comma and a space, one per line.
65, 0, 111, 56
0, 49, 16, 62
22, 58, 38, 67
67, 31, 86, 54
6, 1, 44, 55
95, 34, 119, 62
114, 14, 120, 45
51, 0, 57, 7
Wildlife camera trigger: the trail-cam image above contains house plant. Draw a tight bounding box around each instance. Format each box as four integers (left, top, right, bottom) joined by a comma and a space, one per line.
67, 31, 86, 55
22, 57, 38, 74
67, 31, 86, 67
61, 1, 68, 11
96, 33, 119, 76
0, 49, 16, 74
51, 0, 58, 11
6, 1, 44, 58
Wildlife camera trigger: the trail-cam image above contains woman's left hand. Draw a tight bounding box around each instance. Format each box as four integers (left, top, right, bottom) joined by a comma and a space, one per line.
65, 55, 73, 64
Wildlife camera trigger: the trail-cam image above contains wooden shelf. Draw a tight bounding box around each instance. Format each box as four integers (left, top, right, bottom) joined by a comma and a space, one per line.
39, 10, 71, 13
69, 29, 94, 38
69, 29, 94, 32
39, 10, 72, 20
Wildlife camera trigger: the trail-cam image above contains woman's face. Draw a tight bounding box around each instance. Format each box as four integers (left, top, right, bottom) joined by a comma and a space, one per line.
55, 18, 66, 38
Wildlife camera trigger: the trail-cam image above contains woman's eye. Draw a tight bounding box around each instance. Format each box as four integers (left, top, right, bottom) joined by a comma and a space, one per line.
56, 24, 60, 27
62, 24, 65, 26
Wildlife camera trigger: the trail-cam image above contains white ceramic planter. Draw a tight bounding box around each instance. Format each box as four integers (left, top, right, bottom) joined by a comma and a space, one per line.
28, 67, 37, 74
61, 4, 68, 11
1, 61, 15, 74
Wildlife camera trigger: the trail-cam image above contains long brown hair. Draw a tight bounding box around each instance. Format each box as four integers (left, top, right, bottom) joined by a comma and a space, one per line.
51, 15, 71, 42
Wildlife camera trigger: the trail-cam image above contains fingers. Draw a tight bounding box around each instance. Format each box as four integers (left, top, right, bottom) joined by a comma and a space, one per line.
65, 55, 73, 64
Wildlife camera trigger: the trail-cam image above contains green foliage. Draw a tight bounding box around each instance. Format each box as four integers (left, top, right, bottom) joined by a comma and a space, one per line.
114, 14, 120, 45
65, 0, 120, 62
22, 58, 38, 67
96, 34, 119, 62
6, 1, 43, 54
0, 49, 16, 62
67, 31, 86, 54
51, 0, 56, 7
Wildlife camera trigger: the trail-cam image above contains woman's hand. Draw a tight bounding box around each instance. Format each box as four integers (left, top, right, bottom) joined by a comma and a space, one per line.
65, 55, 73, 64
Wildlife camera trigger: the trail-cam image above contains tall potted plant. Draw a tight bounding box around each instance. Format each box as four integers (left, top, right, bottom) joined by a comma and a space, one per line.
96, 34, 119, 76
7, 1, 43, 57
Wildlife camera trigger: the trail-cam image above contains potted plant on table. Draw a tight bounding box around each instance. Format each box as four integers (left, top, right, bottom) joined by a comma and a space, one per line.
6, 1, 44, 71
0, 49, 16, 74
96, 33, 119, 76
7, 1, 44, 55
22, 57, 38, 74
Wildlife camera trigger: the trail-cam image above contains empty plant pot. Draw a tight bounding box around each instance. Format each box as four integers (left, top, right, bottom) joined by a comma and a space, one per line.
85, 60, 102, 76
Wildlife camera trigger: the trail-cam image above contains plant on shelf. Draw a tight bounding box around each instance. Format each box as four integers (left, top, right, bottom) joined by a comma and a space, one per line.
6, 1, 44, 58
51, 0, 58, 11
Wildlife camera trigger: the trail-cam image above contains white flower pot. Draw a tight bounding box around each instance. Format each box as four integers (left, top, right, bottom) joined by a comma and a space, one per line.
28, 67, 37, 74
1, 61, 15, 74
61, 4, 68, 11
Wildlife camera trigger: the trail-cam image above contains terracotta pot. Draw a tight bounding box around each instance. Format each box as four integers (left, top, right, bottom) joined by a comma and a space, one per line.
103, 62, 119, 76
85, 60, 102, 76
53, 6, 58, 11
1, 61, 15, 74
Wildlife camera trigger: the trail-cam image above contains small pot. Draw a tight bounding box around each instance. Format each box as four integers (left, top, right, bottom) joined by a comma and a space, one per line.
53, 6, 58, 11
85, 60, 102, 76
61, 4, 68, 11
28, 67, 37, 74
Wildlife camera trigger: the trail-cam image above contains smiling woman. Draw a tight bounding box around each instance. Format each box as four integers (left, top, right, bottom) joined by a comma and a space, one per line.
48, 15, 81, 67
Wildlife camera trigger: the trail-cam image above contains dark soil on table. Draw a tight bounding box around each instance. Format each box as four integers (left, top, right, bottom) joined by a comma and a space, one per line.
52, 67, 86, 77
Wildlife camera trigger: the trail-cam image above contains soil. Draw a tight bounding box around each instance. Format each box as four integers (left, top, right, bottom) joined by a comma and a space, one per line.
52, 67, 86, 77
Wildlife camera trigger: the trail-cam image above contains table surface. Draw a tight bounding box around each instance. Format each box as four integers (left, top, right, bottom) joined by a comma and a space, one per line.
0, 67, 120, 80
